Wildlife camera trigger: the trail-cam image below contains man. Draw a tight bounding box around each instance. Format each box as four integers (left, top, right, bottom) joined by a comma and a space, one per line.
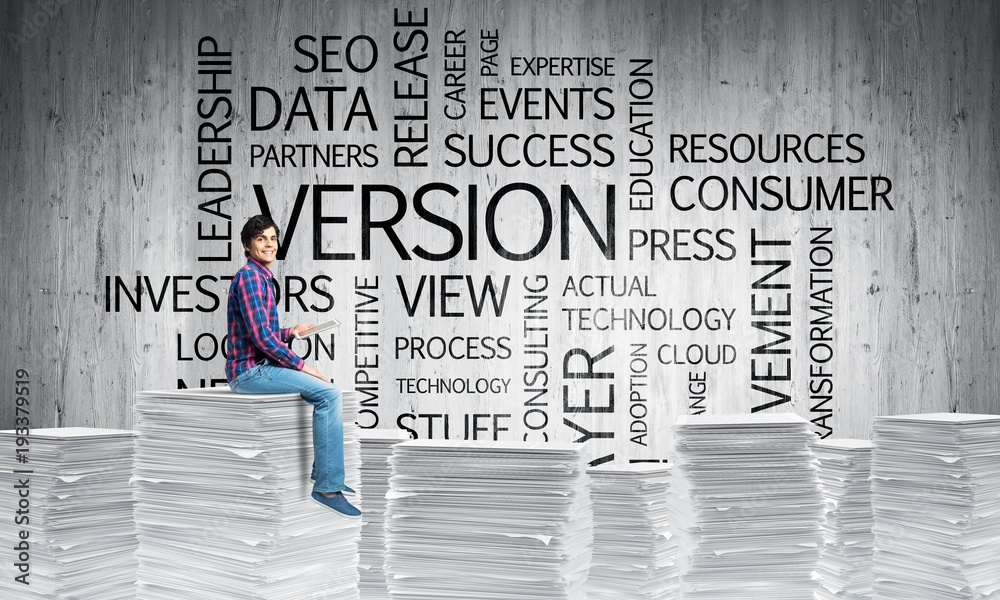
226, 214, 360, 518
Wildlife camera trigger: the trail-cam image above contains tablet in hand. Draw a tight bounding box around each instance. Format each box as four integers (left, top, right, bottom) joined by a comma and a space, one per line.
294, 318, 341, 339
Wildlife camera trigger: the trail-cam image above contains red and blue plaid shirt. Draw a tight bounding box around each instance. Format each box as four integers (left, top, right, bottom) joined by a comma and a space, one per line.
225, 256, 304, 381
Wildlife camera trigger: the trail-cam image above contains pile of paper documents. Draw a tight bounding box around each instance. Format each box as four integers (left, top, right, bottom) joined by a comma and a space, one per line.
133, 387, 361, 599
358, 429, 410, 599
668, 413, 823, 599
872, 413, 1000, 600
587, 463, 678, 599
813, 439, 874, 600
384, 440, 592, 600
0, 427, 137, 599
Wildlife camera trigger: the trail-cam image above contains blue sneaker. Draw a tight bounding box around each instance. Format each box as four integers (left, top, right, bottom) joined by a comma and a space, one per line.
311, 491, 361, 518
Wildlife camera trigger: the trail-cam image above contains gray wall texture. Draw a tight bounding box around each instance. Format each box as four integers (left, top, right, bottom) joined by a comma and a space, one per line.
2, 0, 998, 462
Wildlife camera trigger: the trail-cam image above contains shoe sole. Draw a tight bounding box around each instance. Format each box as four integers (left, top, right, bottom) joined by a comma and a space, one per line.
310, 495, 362, 519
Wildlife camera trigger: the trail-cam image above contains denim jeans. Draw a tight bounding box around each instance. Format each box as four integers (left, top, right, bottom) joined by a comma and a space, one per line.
229, 360, 346, 493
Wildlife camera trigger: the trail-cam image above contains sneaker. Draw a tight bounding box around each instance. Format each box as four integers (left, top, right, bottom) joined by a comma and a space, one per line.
311, 491, 361, 518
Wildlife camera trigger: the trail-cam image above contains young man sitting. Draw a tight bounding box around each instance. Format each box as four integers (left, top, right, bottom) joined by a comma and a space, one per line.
225, 214, 360, 518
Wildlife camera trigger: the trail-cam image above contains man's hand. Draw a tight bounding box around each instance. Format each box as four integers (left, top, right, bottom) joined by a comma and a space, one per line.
301, 363, 329, 382
288, 323, 317, 339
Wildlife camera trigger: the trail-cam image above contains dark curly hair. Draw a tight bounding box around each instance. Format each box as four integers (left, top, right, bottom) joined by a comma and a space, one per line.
240, 214, 280, 258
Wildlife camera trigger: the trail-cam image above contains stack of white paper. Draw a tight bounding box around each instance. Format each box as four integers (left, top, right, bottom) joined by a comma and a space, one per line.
358, 429, 411, 600
668, 413, 823, 600
871, 413, 1000, 600
813, 439, 874, 600
0, 427, 137, 599
133, 387, 361, 600
384, 440, 592, 600
587, 464, 678, 600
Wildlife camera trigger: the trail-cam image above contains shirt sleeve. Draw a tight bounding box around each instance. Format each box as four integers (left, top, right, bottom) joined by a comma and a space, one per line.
235, 270, 305, 371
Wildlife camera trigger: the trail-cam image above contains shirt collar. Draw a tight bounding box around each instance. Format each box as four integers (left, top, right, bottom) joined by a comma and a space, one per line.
247, 256, 272, 276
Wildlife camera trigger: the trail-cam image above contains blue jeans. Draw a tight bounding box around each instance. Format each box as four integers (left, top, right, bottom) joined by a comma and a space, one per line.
229, 360, 346, 493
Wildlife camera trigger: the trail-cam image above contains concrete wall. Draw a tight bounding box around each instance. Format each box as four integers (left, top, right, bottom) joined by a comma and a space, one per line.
2, 0, 997, 463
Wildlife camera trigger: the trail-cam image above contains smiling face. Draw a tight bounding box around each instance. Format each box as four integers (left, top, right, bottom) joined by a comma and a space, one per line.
244, 226, 278, 268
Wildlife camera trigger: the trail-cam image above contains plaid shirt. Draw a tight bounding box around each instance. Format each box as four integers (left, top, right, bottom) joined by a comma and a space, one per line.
225, 256, 304, 381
